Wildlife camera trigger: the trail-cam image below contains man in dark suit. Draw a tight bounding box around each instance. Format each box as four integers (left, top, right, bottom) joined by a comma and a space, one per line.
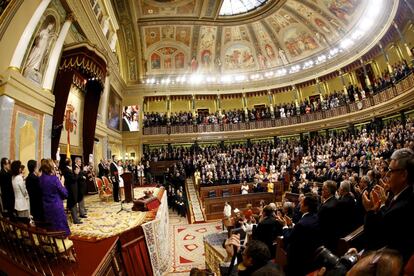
25, 160, 44, 223
220, 237, 284, 276
110, 155, 120, 202
74, 157, 87, 218
98, 159, 106, 178
252, 205, 283, 257
318, 180, 340, 253
363, 148, 414, 262
62, 158, 81, 224
0, 158, 14, 217
337, 180, 357, 236
280, 193, 322, 276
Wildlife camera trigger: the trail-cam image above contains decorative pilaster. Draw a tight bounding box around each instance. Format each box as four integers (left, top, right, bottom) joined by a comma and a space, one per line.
378, 42, 393, 73
242, 93, 248, 121
166, 95, 171, 118
216, 94, 221, 115
191, 94, 196, 115
98, 72, 111, 124
0, 95, 15, 158
339, 70, 349, 102
267, 90, 274, 119
393, 21, 413, 59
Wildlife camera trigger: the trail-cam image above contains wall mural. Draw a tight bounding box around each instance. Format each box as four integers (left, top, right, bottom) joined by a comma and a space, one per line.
323, 0, 358, 22
59, 84, 83, 148
252, 22, 280, 68
11, 105, 43, 168
283, 27, 320, 58
107, 89, 122, 131
139, 0, 366, 76
23, 14, 59, 84
223, 43, 256, 71
198, 26, 217, 72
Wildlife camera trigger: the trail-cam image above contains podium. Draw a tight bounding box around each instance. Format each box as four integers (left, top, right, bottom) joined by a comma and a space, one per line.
121, 172, 134, 203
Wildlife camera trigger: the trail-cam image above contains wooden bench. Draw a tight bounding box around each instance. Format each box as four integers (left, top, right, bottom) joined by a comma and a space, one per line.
0, 217, 77, 275
336, 225, 364, 256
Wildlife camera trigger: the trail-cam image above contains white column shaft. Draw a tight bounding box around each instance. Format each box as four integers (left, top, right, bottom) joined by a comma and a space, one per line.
42, 19, 72, 91
100, 74, 111, 124
10, 0, 52, 69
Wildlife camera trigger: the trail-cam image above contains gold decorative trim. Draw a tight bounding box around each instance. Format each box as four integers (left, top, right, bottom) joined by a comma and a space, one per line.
8, 66, 21, 72
0, 0, 23, 40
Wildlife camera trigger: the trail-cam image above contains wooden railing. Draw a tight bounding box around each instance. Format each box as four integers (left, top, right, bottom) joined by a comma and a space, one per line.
142, 73, 414, 136
204, 192, 276, 220
199, 181, 284, 203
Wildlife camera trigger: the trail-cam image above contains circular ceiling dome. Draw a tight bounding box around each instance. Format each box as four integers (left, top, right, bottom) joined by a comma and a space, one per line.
116, 0, 399, 89
219, 0, 268, 16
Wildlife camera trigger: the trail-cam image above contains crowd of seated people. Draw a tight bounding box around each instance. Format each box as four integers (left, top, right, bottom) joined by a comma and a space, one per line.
218, 146, 414, 275
143, 61, 412, 129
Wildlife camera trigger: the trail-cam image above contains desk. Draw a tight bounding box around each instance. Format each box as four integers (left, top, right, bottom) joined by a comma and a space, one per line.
200, 181, 284, 203
121, 172, 134, 203
204, 192, 275, 220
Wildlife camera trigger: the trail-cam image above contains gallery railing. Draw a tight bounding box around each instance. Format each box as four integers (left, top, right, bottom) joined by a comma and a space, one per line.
142, 73, 414, 136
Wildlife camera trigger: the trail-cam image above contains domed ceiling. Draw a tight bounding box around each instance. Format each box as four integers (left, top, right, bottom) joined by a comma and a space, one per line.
112, 0, 398, 87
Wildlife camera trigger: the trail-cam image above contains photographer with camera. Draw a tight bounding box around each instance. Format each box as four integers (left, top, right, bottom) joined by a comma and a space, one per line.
220, 234, 284, 276
312, 247, 403, 276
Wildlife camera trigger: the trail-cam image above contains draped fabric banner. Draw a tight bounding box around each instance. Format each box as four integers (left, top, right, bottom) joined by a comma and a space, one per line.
142, 191, 170, 276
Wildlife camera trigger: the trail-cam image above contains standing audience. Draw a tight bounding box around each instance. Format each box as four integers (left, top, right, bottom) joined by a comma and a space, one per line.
11, 161, 29, 220
62, 158, 81, 224
0, 157, 14, 217
25, 160, 44, 223
39, 159, 70, 236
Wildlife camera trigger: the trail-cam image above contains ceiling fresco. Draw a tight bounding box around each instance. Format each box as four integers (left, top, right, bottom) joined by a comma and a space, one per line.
111, 0, 397, 85
138, 0, 365, 76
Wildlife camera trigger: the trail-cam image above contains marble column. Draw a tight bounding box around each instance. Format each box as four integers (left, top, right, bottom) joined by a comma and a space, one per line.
43, 114, 52, 159
42, 15, 74, 91
10, 0, 52, 69
191, 94, 196, 115
0, 95, 15, 158
102, 136, 109, 160
166, 96, 171, 118
360, 58, 372, 90
242, 93, 248, 121
98, 73, 111, 124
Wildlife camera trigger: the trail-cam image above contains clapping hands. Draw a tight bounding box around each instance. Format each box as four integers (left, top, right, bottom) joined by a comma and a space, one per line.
362, 186, 384, 212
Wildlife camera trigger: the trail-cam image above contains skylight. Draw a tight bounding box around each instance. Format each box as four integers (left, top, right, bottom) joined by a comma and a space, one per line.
219, 0, 268, 16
